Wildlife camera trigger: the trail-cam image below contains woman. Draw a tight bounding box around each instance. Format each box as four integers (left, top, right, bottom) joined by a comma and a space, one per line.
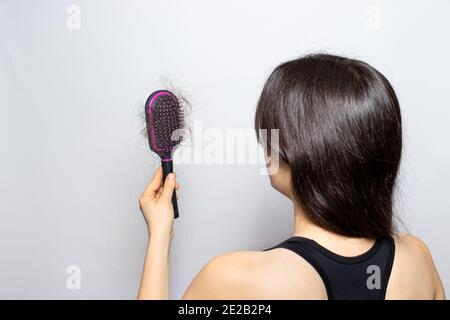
137, 54, 445, 300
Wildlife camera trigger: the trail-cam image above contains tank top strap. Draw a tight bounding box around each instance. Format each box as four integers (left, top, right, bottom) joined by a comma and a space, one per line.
264, 236, 395, 300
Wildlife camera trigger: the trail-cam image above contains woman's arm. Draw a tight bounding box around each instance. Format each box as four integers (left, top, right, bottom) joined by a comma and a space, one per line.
138, 235, 171, 299
136, 167, 259, 300
137, 167, 177, 300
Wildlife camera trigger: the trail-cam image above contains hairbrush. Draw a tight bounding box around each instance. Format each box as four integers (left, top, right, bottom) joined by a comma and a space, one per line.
145, 89, 183, 219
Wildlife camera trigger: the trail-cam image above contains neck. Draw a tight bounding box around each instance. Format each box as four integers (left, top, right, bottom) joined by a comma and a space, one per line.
292, 202, 375, 256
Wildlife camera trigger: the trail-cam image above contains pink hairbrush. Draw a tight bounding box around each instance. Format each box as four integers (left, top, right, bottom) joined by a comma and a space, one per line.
145, 90, 183, 218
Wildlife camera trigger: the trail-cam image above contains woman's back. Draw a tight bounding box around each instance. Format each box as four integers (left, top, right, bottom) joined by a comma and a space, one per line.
183, 233, 445, 300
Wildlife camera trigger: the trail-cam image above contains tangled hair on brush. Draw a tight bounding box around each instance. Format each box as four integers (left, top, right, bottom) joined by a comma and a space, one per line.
255, 54, 402, 238
139, 84, 192, 153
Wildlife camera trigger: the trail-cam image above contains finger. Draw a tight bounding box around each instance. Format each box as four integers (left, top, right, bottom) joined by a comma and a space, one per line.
160, 173, 176, 202
175, 182, 180, 190
176, 190, 179, 200
142, 166, 163, 198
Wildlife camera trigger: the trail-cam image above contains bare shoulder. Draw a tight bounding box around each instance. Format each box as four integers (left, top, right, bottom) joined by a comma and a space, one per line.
182, 248, 326, 299
387, 233, 445, 299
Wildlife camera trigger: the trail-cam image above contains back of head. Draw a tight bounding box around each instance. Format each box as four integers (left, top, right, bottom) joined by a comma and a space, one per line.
255, 54, 402, 238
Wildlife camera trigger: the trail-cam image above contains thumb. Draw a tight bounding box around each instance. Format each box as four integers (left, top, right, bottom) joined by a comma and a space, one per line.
161, 173, 176, 202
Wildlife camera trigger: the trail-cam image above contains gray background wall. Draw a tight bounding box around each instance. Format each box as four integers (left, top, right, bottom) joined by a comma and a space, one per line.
0, 0, 449, 299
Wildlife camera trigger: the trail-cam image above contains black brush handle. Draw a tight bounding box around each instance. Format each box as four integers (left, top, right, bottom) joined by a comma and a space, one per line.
161, 160, 179, 219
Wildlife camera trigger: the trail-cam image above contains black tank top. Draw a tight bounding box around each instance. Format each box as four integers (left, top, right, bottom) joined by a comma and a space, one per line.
265, 236, 395, 300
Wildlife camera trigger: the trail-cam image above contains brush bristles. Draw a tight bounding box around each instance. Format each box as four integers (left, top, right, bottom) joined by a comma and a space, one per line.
146, 91, 184, 159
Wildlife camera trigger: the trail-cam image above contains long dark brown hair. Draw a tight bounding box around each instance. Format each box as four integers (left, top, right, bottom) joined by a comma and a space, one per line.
255, 54, 402, 238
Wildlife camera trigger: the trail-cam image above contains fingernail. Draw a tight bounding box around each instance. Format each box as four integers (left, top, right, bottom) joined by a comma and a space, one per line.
168, 174, 174, 180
